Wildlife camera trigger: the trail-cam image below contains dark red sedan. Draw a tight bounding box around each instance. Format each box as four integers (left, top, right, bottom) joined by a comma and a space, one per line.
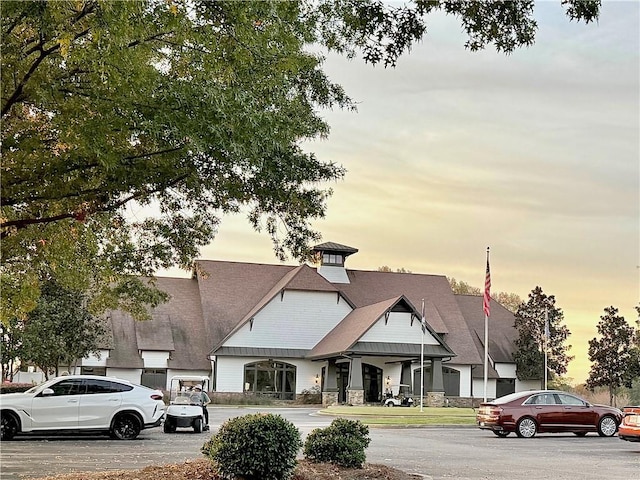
476, 390, 622, 438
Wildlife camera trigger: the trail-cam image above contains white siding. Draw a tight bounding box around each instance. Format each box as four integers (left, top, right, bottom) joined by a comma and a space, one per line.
317, 265, 350, 283
13, 371, 45, 384
360, 311, 439, 345
216, 357, 251, 392
224, 291, 352, 349
107, 368, 142, 385
141, 351, 170, 368
495, 363, 516, 378
444, 364, 472, 397
216, 357, 324, 394
517, 379, 542, 391
472, 378, 497, 399
81, 350, 110, 367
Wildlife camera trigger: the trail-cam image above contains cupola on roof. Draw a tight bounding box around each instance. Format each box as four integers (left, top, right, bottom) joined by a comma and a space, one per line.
312, 242, 358, 256
313, 242, 357, 283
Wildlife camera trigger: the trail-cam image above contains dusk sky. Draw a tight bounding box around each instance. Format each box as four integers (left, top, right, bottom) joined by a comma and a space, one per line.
157, 1, 639, 384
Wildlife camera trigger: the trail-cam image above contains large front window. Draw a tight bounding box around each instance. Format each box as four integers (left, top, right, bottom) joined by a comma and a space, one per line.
244, 361, 296, 400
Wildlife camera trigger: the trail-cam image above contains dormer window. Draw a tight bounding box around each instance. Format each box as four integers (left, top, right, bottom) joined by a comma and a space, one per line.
322, 253, 344, 266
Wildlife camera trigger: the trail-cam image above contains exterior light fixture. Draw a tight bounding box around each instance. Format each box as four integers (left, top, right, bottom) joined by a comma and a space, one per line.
315, 374, 320, 385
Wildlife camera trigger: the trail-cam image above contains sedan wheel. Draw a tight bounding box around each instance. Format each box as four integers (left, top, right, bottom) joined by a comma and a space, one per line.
597, 415, 618, 437
111, 413, 141, 440
516, 417, 537, 438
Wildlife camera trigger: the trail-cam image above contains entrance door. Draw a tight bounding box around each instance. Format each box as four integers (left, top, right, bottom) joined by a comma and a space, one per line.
363, 364, 382, 403
336, 363, 349, 403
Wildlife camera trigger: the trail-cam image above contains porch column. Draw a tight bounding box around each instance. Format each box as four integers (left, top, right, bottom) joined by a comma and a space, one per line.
427, 358, 445, 407
322, 359, 339, 406
431, 358, 444, 391
347, 356, 364, 405
400, 361, 412, 389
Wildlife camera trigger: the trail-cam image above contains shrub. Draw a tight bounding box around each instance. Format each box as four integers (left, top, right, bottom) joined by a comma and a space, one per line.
0, 383, 34, 394
295, 386, 321, 405
202, 413, 302, 480
303, 418, 370, 468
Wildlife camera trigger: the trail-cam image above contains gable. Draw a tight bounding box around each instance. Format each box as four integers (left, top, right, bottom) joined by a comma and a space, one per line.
217, 290, 352, 352
337, 270, 482, 365
308, 296, 454, 360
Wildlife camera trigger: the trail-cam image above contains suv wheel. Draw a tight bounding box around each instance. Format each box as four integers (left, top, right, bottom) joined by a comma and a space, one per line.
1, 412, 19, 441
111, 413, 141, 440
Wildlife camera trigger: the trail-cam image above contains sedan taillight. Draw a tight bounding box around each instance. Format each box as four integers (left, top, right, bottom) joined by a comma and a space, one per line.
479, 406, 503, 416
150, 393, 163, 401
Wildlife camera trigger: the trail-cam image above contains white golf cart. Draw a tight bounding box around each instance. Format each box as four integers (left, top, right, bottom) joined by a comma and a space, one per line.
382, 384, 414, 407
163, 376, 209, 433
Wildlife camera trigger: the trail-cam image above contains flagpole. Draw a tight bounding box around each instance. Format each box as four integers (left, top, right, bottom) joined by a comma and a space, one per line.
483, 247, 491, 403
420, 298, 425, 412
544, 308, 549, 390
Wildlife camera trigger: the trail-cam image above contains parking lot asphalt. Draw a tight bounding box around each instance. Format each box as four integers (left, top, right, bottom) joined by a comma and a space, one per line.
1, 407, 639, 480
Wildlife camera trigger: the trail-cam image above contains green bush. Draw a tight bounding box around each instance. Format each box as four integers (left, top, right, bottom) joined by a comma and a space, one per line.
295, 386, 321, 405
201, 413, 302, 480
303, 418, 371, 468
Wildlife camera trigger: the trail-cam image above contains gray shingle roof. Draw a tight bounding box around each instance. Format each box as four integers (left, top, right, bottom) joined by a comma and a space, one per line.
312, 242, 359, 254
103, 256, 510, 373
455, 294, 517, 365
106, 277, 210, 370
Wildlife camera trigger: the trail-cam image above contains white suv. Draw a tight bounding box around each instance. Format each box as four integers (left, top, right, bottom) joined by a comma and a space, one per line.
0, 375, 165, 440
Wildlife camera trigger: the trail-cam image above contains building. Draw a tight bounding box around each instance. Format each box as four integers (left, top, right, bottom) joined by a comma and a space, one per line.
41, 242, 539, 405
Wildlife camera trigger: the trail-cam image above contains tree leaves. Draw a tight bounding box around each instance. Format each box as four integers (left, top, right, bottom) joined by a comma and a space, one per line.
586, 306, 639, 404
513, 286, 573, 381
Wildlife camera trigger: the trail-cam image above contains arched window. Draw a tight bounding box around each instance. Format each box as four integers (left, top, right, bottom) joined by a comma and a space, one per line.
244, 360, 296, 400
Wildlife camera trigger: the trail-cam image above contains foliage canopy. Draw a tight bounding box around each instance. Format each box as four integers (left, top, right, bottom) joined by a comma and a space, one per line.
7, 280, 107, 380
586, 306, 640, 405
513, 286, 573, 381
1, 0, 601, 324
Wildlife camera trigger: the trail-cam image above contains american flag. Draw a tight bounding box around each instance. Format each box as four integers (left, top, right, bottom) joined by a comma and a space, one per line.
544, 308, 550, 339
483, 250, 491, 317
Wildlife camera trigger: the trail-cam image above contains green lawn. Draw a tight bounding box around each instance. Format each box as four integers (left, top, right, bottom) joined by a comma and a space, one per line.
318, 405, 477, 426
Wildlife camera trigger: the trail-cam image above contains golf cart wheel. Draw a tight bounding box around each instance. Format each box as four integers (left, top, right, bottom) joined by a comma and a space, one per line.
194, 417, 202, 433
163, 419, 176, 433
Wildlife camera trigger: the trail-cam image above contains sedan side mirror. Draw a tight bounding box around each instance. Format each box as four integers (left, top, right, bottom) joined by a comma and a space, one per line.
40, 388, 54, 396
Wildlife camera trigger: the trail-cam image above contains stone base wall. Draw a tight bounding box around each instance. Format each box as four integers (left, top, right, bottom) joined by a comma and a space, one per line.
322, 391, 339, 407
426, 391, 445, 407
444, 396, 478, 408
347, 389, 364, 406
